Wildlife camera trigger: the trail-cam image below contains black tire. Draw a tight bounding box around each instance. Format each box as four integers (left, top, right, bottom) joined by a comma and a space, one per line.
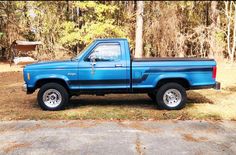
156, 83, 186, 110
147, 92, 156, 102
69, 95, 73, 99
37, 83, 69, 111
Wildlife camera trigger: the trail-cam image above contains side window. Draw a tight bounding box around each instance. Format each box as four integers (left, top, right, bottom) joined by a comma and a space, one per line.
87, 43, 121, 62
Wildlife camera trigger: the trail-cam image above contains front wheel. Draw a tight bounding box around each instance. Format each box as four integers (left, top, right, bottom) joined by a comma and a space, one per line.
156, 83, 186, 110
37, 83, 69, 111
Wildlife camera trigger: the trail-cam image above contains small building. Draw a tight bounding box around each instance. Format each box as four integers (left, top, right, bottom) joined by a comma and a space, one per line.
11, 40, 42, 65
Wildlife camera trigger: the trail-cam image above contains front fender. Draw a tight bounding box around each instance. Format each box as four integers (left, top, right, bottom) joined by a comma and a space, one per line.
29, 74, 70, 88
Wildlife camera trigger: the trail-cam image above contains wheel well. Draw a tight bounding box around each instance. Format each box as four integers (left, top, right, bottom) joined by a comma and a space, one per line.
35, 79, 69, 90
156, 78, 190, 89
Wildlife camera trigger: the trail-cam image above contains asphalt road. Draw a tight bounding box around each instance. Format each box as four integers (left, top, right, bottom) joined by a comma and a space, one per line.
0, 120, 235, 155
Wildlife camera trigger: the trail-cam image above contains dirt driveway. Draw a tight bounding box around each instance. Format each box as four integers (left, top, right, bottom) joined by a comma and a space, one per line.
0, 120, 235, 155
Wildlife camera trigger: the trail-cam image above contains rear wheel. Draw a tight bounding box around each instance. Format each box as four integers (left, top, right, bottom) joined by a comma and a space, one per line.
156, 83, 186, 110
37, 83, 69, 111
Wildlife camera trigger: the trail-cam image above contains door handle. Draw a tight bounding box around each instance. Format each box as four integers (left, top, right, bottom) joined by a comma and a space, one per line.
115, 64, 123, 67
90, 62, 96, 75
90, 62, 96, 66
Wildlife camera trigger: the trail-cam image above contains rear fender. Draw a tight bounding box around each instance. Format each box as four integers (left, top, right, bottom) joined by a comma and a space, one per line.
154, 73, 190, 87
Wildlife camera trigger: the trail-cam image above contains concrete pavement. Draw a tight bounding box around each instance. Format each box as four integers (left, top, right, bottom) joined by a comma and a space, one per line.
0, 120, 235, 155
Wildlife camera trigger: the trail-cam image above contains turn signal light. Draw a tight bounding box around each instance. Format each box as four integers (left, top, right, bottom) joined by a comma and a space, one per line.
27, 73, 30, 80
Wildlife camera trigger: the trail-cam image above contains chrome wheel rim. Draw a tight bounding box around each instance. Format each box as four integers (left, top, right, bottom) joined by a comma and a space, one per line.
163, 89, 182, 107
43, 89, 62, 108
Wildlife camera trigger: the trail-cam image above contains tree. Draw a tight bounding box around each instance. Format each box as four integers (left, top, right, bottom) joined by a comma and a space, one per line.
0, 1, 235, 62
58, 1, 127, 55
135, 1, 144, 58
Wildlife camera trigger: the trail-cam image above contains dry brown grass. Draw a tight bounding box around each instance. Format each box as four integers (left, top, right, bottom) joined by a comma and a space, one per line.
0, 63, 23, 73
0, 62, 235, 121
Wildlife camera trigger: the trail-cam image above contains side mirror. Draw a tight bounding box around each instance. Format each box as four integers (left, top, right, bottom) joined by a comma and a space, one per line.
88, 50, 98, 62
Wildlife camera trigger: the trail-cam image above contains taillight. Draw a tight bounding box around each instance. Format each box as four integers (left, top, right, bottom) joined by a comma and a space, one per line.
212, 66, 217, 79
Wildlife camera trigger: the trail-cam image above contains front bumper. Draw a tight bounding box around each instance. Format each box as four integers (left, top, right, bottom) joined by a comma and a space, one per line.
22, 83, 27, 92
22, 83, 35, 94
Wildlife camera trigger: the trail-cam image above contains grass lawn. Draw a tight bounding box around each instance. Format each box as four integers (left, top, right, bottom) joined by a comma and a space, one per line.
0, 62, 235, 121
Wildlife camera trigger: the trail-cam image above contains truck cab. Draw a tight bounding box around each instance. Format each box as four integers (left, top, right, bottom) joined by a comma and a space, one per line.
76, 39, 131, 90
23, 38, 220, 111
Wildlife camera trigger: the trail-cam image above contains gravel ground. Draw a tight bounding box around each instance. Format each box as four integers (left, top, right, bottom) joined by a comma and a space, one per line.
0, 120, 235, 155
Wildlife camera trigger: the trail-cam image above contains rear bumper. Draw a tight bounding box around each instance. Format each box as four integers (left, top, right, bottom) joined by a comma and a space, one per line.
190, 81, 221, 90
214, 81, 221, 90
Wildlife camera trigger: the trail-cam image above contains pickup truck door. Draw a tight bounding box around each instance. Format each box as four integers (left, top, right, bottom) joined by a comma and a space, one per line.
78, 42, 128, 90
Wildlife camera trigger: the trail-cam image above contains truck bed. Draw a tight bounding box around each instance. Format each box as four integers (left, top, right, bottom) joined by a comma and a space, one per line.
133, 57, 214, 62
131, 57, 216, 90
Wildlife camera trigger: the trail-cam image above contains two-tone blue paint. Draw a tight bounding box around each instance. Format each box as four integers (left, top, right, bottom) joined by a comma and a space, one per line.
23, 38, 217, 93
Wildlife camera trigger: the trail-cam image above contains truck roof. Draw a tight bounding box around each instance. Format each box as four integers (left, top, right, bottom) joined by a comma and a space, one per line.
95, 38, 128, 42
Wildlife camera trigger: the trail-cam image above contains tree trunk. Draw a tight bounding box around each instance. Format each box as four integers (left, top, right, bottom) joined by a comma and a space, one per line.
66, 0, 70, 21
211, 1, 218, 25
208, 1, 218, 58
231, 2, 236, 62
134, 1, 144, 58
225, 1, 236, 62
225, 1, 232, 61
206, 2, 210, 26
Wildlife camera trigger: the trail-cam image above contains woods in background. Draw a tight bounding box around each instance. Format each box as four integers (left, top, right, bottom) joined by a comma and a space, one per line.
0, 1, 236, 62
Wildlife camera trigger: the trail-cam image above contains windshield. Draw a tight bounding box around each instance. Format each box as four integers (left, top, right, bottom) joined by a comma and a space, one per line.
71, 41, 94, 60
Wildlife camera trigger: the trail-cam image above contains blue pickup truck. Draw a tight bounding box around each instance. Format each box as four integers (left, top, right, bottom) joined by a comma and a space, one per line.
23, 38, 220, 111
